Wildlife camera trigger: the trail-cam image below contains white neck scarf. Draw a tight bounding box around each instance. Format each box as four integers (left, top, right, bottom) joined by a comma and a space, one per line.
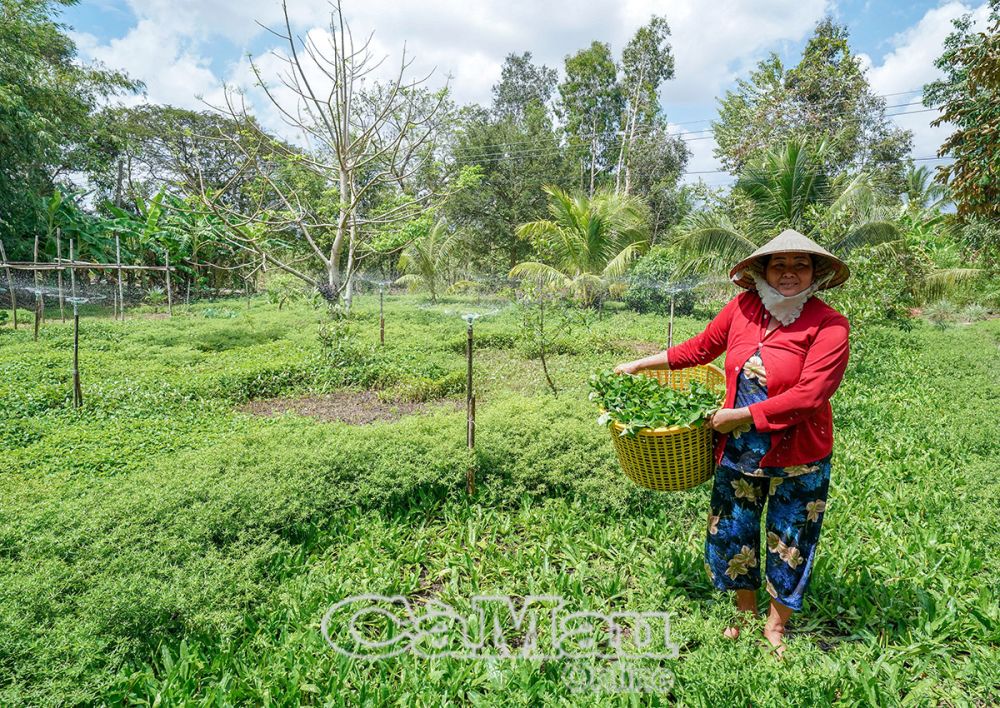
748, 272, 821, 326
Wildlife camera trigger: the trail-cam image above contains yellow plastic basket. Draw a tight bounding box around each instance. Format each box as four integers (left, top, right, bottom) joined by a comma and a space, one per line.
606, 364, 725, 491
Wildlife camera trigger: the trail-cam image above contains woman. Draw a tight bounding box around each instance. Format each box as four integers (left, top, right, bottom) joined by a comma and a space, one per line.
614, 229, 851, 658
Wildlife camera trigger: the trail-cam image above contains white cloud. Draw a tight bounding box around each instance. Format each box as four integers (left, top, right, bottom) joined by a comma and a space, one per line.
76, 0, 833, 109
623, 0, 830, 106
72, 21, 219, 110
860, 2, 992, 162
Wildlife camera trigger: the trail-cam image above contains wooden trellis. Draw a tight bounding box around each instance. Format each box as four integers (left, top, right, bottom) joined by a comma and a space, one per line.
0, 258, 176, 328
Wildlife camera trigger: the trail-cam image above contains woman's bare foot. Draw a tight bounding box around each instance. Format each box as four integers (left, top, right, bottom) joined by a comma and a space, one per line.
724, 589, 759, 639
762, 596, 794, 658
762, 623, 787, 658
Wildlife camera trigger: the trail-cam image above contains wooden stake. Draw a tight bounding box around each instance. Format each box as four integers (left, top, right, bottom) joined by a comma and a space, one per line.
164, 249, 173, 316
668, 294, 675, 349
466, 321, 476, 495
69, 240, 77, 299
379, 287, 385, 345
115, 233, 124, 320
69, 239, 81, 408
466, 394, 476, 496
56, 228, 65, 322
0, 240, 17, 329
32, 230, 41, 340
72, 307, 82, 408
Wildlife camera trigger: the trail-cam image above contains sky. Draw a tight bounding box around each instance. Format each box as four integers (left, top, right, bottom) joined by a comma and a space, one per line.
63, 0, 993, 187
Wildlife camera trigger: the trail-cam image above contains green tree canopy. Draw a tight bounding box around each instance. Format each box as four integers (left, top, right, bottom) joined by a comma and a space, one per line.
0, 0, 140, 256
447, 53, 570, 271
924, 0, 1000, 221
558, 41, 623, 195
712, 17, 912, 193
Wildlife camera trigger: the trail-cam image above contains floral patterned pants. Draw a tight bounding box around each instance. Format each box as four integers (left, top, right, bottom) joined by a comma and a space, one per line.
704, 461, 831, 612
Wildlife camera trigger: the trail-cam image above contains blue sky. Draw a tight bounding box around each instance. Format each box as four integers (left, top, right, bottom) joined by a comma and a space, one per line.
62, 1, 992, 185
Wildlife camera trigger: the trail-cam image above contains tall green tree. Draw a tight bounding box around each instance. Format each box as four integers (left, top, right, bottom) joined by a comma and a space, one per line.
0, 0, 140, 256
712, 17, 912, 192
88, 105, 257, 214
616, 15, 676, 195
447, 53, 570, 271
625, 124, 689, 242
491, 51, 558, 123
924, 1, 1000, 221
558, 42, 623, 196
674, 139, 982, 305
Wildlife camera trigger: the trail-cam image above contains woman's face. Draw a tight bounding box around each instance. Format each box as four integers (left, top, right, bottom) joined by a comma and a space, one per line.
765, 253, 814, 296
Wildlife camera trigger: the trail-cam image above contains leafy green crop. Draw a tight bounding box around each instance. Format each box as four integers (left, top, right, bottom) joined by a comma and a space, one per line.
588, 370, 724, 437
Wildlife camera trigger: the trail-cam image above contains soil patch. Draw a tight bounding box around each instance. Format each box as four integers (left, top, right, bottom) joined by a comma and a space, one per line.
237, 390, 463, 424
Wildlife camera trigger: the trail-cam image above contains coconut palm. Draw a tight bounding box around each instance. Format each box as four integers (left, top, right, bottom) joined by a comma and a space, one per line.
509, 185, 650, 307
902, 165, 950, 213
671, 139, 902, 279
673, 140, 982, 305
394, 219, 463, 303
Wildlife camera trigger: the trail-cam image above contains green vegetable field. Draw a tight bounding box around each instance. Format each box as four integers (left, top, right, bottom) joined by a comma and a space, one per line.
1, 296, 997, 705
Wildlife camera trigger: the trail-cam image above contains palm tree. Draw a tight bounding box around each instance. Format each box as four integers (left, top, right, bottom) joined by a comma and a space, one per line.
902, 165, 949, 213
672, 141, 982, 305
671, 139, 901, 278
509, 185, 650, 307
394, 219, 462, 303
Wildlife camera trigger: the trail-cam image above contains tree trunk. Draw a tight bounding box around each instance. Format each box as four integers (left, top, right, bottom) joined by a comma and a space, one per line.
589, 134, 597, 197
0, 240, 17, 329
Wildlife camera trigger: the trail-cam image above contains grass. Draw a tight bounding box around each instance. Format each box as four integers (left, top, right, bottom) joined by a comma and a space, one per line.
0, 294, 998, 705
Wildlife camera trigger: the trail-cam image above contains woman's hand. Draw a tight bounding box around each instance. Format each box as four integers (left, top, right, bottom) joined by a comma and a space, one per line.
706, 407, 753, 434
613, 360, 644, 375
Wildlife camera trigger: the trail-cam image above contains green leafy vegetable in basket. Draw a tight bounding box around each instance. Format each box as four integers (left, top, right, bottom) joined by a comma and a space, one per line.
588, 370, 724, 437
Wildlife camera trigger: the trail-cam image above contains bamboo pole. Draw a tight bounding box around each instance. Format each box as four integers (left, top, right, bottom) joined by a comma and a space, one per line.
72, 304, 82, 408
33, 231, 41, 341
668, 294, 675, 349
56, 228, 65, 322
115, 233, 124, 320
0, 262, 171, 271
69, 239, 82, 408
0, 240, 17, 329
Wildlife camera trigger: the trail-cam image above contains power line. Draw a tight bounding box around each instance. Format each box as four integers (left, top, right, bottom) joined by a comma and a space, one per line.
452, 107, 943, 164
450, 86, 938, 162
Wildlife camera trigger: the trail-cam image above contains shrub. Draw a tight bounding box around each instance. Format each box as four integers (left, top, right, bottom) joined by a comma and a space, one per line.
380, 370, 466, 402
922, 299, 960, 329
264, 272, 308, 310
145, 287, 167, 312
824, 244, 930, 330
622, 247, 697, 316
960, 303, 990, 322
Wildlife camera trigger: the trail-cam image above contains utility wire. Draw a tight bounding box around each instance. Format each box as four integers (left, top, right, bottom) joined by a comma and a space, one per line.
452, 107, 943, 164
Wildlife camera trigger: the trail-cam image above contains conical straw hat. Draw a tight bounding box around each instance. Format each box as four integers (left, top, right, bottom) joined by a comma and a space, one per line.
729, 228, 850, 291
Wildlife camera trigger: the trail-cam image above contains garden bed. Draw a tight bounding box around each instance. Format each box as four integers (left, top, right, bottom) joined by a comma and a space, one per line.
236, 389, 463, 424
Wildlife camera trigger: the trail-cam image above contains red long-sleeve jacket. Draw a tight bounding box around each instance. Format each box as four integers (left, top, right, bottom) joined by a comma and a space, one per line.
666, 290, 850, 468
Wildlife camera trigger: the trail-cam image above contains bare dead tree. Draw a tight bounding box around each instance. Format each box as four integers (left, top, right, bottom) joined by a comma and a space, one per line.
197, 0, 454, 313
